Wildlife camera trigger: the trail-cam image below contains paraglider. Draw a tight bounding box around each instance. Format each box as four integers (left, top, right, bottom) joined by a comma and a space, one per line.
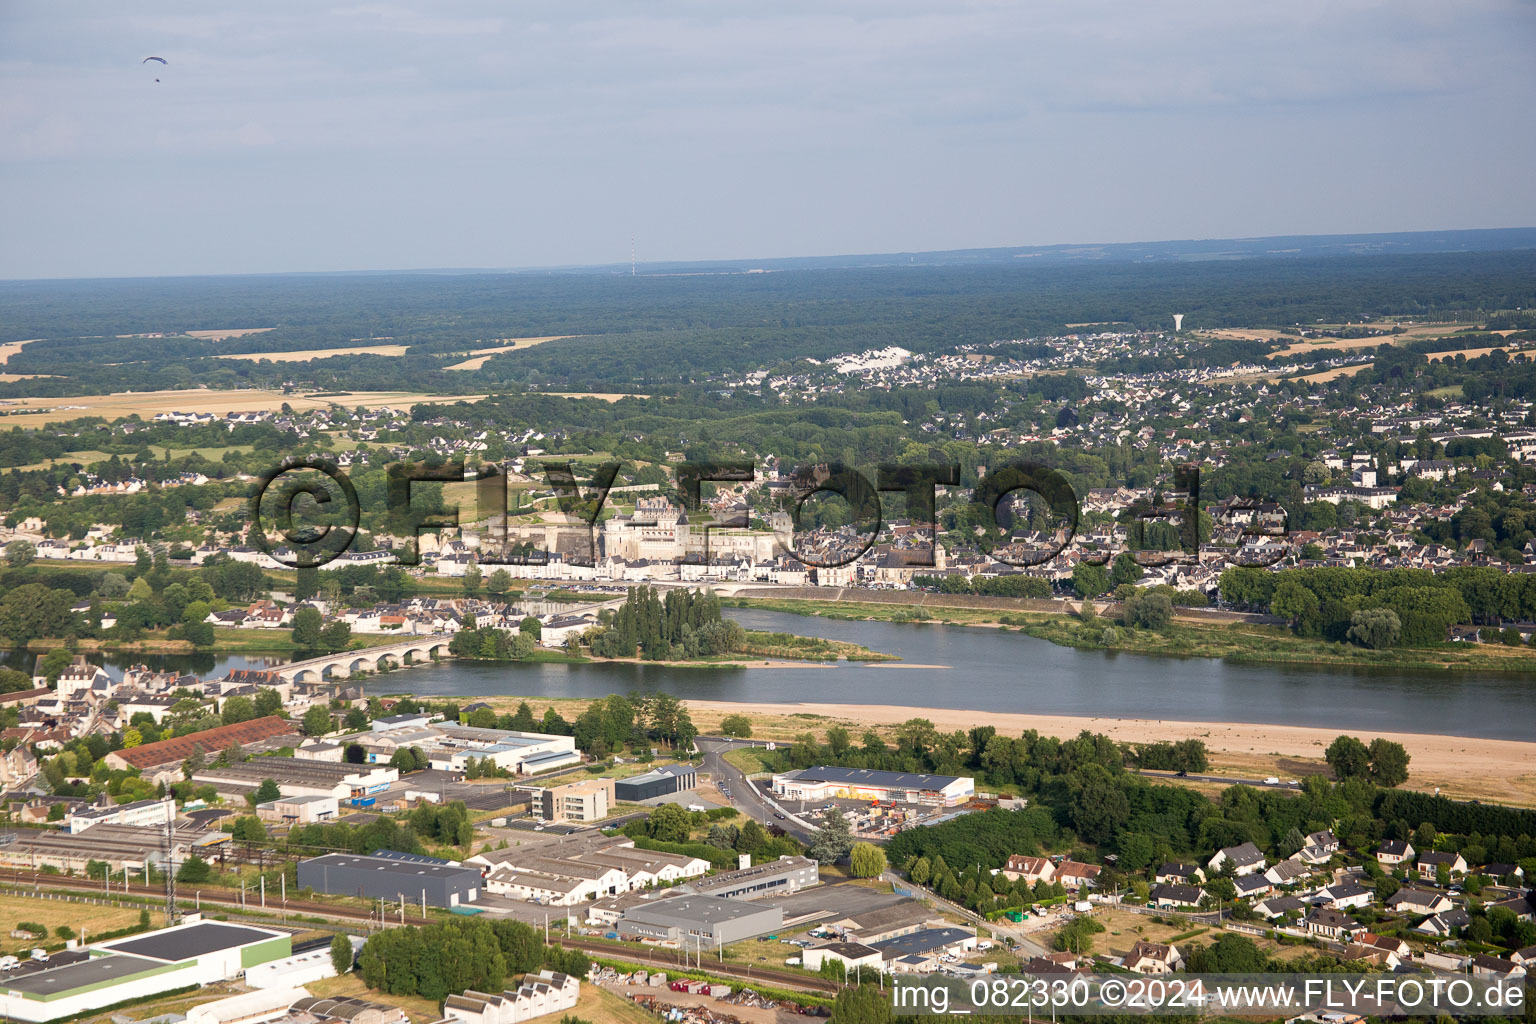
143, 56, 166, 82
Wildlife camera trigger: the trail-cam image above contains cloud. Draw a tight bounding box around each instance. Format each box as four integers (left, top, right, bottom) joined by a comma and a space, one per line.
0, 0, 1533, 276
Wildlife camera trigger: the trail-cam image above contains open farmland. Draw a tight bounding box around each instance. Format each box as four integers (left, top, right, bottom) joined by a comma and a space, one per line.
0, 388, 488, 428
444, 335, 576, 370
214, 344, 411, 362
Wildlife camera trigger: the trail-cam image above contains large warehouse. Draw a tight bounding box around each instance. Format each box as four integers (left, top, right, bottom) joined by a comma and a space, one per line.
298, 852, 483, 908
0, 920, 291, 1023
771, 766, 975, 807
614, 763, 697, 802
616, 895, 783, 948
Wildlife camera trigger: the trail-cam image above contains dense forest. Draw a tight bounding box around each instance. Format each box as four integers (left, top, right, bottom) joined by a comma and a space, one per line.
6, 249, 1536, 395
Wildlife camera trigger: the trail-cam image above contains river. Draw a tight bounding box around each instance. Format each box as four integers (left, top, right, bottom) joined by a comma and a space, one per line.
9, 609, 1534, 741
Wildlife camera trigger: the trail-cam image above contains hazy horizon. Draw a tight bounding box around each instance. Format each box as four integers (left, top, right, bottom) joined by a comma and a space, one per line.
3, 1, 1535, 280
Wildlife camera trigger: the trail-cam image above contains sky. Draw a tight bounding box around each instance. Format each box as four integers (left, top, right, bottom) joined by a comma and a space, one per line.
2, 1, 1535, 280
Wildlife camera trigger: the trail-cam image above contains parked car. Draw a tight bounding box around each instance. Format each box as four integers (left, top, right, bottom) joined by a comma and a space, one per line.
29, 949, 47, 963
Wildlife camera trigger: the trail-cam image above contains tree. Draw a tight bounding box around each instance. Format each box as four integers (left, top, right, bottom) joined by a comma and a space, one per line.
222, 695, 257, 725
830, 986, 891, 1024
808, 807, 854, 865
1124, 590, 1174, 631
907, 855, 932, 886
232, 815, 267, 841
182, 619, 215, 647
302, 705, 332, 737
291, 606, 324, 648
253, 778, 282, 804
461, 563, 481, 596
1109, 552, 1143, 588
486, 569, 512, 595
1072, 561, 1109, 599
331, 933, 354, 975
518, 616, 541, 641
1347, 608, 1401, 649
1271, 577, 1320, 634
849, 842, 887, 878
1325, 735, 1372, 781
1368, 738, 1411, 787
4, 540, 35, 567
320, 621, 352, 654
719, 714, 753, 738
645, 803, 691, 844
734, 818, 767, 854
176, 856, 211, 883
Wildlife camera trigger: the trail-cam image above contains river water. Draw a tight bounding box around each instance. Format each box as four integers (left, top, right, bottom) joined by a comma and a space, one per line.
7, 609, 1534, 740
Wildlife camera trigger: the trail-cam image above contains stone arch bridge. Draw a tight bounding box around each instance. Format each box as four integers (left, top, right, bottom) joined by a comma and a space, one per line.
276, 633, 453, 683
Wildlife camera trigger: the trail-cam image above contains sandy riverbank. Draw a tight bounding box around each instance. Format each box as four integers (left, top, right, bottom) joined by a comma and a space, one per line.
680, 700, 1536, 807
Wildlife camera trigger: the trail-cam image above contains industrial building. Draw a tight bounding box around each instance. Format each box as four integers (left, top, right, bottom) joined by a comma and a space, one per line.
102, 717, 299, 775
0, 920, 290, 1023
298, 852, 482, 908
678, 856, 820, 901
770, 766, 975, 807
192, 757, 397, 803
613, 763, 697, 802
0, 823, 228, 873
467, 834, 709, 906
350, 722, 580, 775
440, 972, 580, 1024
65, 796, 174, 833
616, 895, 784, 948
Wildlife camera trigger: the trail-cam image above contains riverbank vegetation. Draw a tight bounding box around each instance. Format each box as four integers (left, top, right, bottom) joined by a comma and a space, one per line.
735, 594, 1536, 672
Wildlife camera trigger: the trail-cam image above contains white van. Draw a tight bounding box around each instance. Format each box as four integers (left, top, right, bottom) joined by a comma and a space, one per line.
0, 955, 20, 971
29, 949, 48, 962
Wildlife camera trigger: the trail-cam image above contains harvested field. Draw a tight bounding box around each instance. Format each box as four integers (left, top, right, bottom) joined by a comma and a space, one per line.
0, 389, 487, 428
0, 340, 38, 364
445, 336, 575, 370
214, 344, 410, 362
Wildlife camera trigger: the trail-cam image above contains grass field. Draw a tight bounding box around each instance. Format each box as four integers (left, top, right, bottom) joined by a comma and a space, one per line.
444, 336, 576, 370
0, 389, 489, 428
0, 892, 145, 954
213, 345, 411, 362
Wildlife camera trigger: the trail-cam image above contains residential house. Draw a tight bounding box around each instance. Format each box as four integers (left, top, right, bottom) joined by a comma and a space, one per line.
1123, 941, 1184, 976
1254, 895, 1306, 921
1387, 887, 1452, 916
1208, 842, 1266, 877
1375, 840, 1415, 868
1469, 955, 1526, 981
1155, 862, 1206, 885
1148, 884, 1204, 910
1293, 830, 1340, 865
1316, 880, 1372, 911
1414, 908, 1471, 937
1001, 855, 1055, 884
1056, 860, 1102, 889
1417, 851, 1468, 881
1265, 860, 1311, 888
1303, 908, 1360, 941
1233, 874, 1272, 900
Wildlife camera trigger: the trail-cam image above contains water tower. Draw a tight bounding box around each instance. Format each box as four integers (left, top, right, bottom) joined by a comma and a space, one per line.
1172, 313, 1184, 332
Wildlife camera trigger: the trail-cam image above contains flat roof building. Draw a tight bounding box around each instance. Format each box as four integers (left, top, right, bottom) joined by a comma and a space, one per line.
0, 920, 290, 1023
771, 766, 974, 807
192, 758, 397, 801
614, 763, 697, 803
298, 852, 482, 908
679, 856, 819, 901
616, 895, 783, 948
525, 778, 612, 823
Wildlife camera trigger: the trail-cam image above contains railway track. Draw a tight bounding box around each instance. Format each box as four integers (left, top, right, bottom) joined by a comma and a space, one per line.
0, 872, 836, 998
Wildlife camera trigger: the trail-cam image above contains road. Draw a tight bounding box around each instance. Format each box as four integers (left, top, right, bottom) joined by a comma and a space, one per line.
1135, 769, 1301, 790
696, 736, 816, 841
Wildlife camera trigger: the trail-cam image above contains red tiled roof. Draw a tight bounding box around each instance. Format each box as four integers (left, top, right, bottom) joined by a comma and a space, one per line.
109, 716, 297, 769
